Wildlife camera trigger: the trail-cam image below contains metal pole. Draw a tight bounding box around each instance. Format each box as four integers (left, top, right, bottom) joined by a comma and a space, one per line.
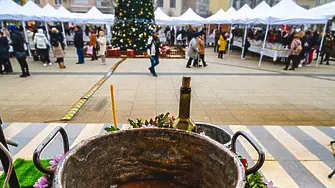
207, 24, 210, 46
1, 21, 4, 28
241, 24, 248, 59
228, 24, 233, 54
258, 24, 270, 67
316, 22, 327, 67
44, 22, 50, 40
0, 118, 20, 188
61, 22, 67, 48
21, 21, 32, 57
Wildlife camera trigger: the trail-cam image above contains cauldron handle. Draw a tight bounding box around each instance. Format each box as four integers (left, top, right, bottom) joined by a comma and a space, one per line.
231, 130, 265, 176
33, 126, 69, 175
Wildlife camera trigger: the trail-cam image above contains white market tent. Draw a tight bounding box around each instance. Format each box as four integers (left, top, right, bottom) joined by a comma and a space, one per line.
42, 4, 63, 22
248, 1, 273, 24
206, 9, 231, 24
175, 8, 206, 25
56, 6, 74, 22
232, 4, 253, 24
0, 0, 26, 21
22, 0, 47, 22
309, 1, 335, 19
82, 6, 112, 23
270, 0, 327, 24
154, 8, 173, 25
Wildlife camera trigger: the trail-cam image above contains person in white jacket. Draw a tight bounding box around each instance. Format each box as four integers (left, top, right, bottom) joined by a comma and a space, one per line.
34, 29, 51, 67
97, 31, 107, 65
27, 29, 38, 61
147, 30, 161, 77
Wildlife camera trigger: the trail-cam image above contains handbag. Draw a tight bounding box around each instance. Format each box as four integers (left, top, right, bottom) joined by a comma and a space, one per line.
15, 52, 26, 59
87, 46, 93, 55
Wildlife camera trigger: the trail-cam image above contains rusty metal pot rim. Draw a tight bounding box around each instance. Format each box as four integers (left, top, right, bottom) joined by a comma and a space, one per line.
54, 128, 246, 188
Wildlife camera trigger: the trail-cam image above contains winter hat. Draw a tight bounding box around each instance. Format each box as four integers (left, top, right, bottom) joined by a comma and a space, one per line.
99, 31, 105, 36
52, 27, 58, 33
8, 25, 18, 32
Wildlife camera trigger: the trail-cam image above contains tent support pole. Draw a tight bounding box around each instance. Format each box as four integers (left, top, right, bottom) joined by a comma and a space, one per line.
241, 24, 248, 59
228, 24, 233, 54
44, 22, 50, 40
61, 22, 67, 48
258, 24, 270, 67
21, 21, 32, 58
207, 24, 210, 46
316, 22, 327, 67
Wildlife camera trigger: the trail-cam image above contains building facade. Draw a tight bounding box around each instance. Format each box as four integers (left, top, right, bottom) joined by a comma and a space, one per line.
231, 0, 334, 10
155, 0, 184, 16
209, 0, 230, 13
30, 0, 115, 13
155, 0, 210, 17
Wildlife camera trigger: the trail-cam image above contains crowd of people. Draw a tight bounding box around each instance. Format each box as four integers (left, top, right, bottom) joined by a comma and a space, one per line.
1, 23, 334, 78
231, 26, 334, 69
0, 24, 108, 77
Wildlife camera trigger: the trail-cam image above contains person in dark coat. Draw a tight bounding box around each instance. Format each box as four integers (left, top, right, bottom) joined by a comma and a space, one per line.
214, 29, 220, 53
0, 31, 12, 74
0, 32, 10, 75
9, 25, 30, 77
74, 26, 85, 64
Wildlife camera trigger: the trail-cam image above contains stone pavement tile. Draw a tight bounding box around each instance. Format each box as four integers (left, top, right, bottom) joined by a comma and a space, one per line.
320, 121, 335, 126
293, 121, 324, 126
269, 104, 299, 110
261, 114, 291, 122
45, 106, 71, 122
248, 104, 274, 110
1, 109, 28, 122
254, 109, 281, 116
301, 110, 335, 121
225, 104, 253, 110
207, 111, 238, 123
280, 110, 318, 122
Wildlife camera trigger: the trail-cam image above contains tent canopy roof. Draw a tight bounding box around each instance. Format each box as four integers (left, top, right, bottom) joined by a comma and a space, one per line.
0, 0, 26, 21
270, 0, 327, 24
249, 1, 273, 24
154, 8, 173, 24
309, 1, 335, 19
207, 9, 231, 24
176, 8, 206, 24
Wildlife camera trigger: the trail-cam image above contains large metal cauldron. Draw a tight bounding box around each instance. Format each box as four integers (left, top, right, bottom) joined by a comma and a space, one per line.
33, 124, 264, 188
54, 128, 245, 188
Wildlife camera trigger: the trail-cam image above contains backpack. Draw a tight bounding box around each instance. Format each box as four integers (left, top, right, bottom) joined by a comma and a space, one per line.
52, 38, 59, 47
295, 44, 302, 54
36, 37, 46, 49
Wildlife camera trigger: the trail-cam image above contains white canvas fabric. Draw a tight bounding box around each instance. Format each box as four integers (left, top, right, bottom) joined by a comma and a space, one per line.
231, 4, 253, 24
309, 1, 335, 19
42, 4, 63, 22
206, 9, 231, 24
57, 6, 75, 22
154, 8, 173, 25
175, 8, 207, 25
0, 0, 26, 21
248, 1, 273, 24
21, 1, 47, 21
269, 0, 327, 24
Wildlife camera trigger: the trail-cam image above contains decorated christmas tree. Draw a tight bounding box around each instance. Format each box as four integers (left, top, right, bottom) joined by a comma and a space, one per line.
112, 0, 156, 51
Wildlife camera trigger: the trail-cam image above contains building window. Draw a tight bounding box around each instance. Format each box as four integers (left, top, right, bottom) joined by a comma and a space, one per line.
170, 0, 176, 8
34, 0, 40, 4
75, 0, 88, 3
157, 0, 163, 7
54, 0, 62, 5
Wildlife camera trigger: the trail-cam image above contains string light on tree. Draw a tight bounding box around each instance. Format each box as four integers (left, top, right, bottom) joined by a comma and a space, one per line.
112, 0, 156, 51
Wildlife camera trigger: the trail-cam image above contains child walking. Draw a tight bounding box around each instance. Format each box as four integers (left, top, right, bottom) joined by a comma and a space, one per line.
52, 37, 65, 69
